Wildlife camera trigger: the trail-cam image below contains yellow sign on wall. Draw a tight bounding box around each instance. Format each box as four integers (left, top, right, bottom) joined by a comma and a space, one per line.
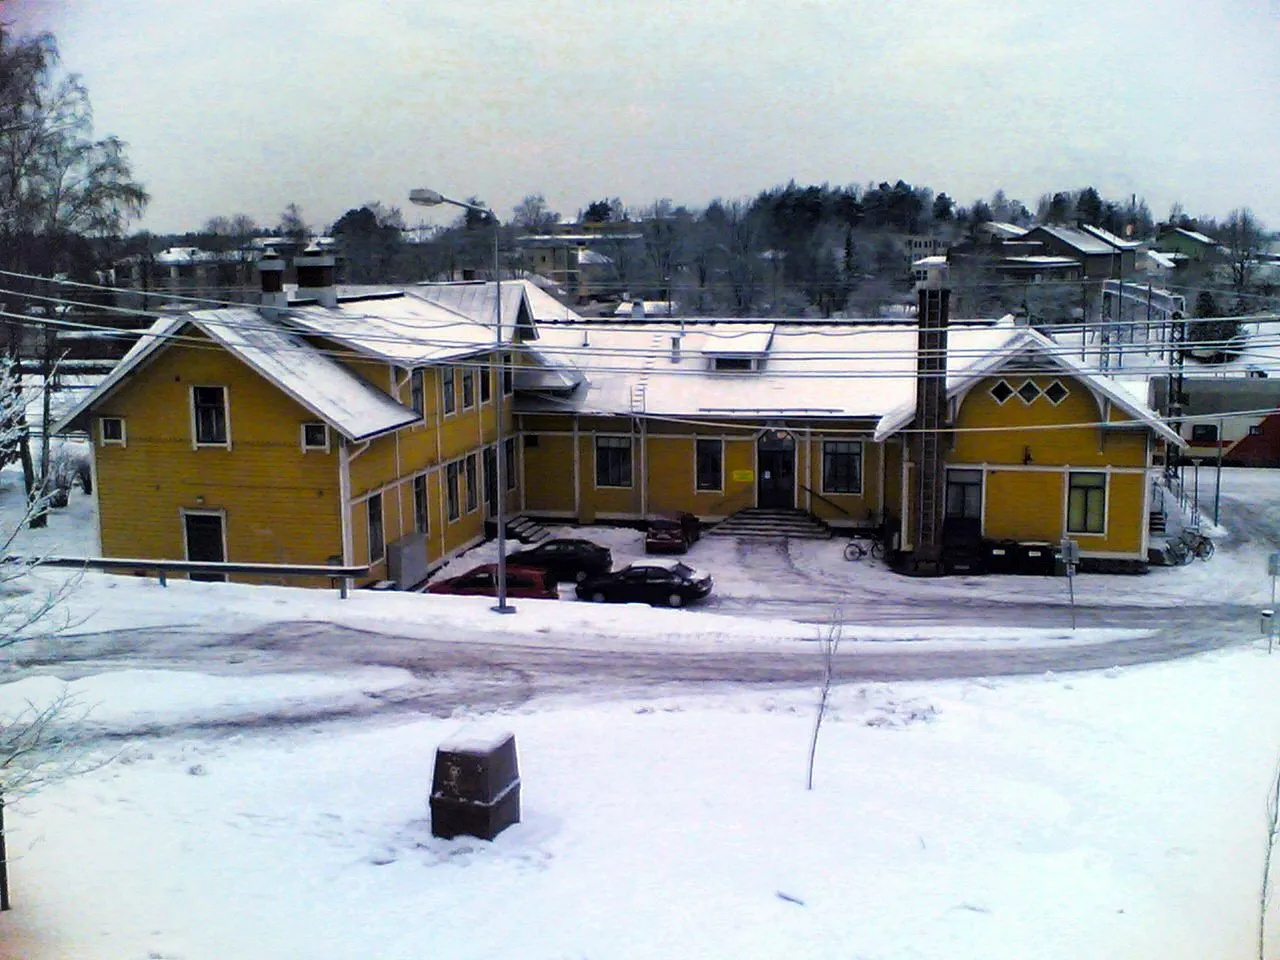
731, 469, 754, 483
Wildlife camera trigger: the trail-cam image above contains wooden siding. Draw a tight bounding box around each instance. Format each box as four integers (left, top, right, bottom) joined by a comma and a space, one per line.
93, 334, 342, 584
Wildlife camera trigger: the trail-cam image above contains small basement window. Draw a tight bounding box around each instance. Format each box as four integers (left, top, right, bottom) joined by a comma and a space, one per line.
301, 422, 329, 451
99, 416, 126, 446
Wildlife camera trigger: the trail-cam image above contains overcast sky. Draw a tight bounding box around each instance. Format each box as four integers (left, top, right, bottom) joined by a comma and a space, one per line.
6, 0, 1280, 235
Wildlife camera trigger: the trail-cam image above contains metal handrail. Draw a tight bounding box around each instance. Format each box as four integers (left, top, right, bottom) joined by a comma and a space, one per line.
3, 556, 371, 598
798, 484, 858, 523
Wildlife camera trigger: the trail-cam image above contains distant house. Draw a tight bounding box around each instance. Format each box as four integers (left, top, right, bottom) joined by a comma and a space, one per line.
1155, 227, 1226, 262
1018, 225, 1138, 278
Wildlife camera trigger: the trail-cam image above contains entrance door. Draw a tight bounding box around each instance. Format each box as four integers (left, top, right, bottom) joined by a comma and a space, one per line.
184, 511, 226, 582
756, 431, 796, 509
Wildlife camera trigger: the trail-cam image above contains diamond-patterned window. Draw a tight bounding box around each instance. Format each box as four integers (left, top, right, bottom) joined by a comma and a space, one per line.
1043, 380, 1069, 405
990, 380, 1015, 404
1016, 380, 1042, 404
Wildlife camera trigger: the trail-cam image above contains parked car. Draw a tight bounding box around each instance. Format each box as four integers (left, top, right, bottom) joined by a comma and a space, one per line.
427, 564, 558, 600
506, 538, 613, 583
576, 560, 713, 607
644, 512, 701, 554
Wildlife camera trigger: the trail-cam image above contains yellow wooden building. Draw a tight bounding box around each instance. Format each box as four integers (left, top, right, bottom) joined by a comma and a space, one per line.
56, 274, 554, 587
59, 268, 1183, 583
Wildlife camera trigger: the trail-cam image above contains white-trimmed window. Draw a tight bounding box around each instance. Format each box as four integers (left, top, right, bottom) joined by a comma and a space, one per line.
945, 469, 983, 519
464, 453, 478, 512
446, 461, 460, 521
502, 352, 514, 395
367, 492, 385, 563
442, 367, 457, 416
192, 385, 229, 447
410, 369, 425, 418
595, 436, 632, 488
301, 422, 329, 452
1067, 471, 1106, 534
413, 474, 429, 533
821, 441, 863, 494
99, 416, 126, 447
462, 368, 476, 409
480, 363, 493, 404
695, 438, 723, 492
504, 436, 517, 491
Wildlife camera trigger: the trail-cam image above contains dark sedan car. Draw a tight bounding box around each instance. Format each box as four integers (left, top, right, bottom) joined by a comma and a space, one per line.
576, 560, 713, 608
644, 512, 701, 554
427, 564, 559, 600
506, 538, 613, 583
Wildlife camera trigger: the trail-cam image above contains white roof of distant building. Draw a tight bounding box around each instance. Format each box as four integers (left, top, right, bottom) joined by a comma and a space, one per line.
1079, 223, 1142, 250
614, 300, 679, 317
1167, 227, 1218, 246
1029, 224, 1121, 256
982, 221, 1028, 239
1146, 249, 1178, 269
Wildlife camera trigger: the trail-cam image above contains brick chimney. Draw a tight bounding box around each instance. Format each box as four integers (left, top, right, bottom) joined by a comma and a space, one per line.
295, 244, 337, 308
257, 249, 287, 317
911, 261, 950, 574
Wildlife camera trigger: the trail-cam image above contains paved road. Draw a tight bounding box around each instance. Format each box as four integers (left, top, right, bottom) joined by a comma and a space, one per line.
11, 474, 1276, 735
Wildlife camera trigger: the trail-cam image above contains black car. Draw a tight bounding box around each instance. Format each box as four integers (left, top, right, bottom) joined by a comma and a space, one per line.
576, 560, 713, 607
506, 538, 613, 583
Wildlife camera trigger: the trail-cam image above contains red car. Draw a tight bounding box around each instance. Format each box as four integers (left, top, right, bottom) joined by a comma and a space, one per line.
427, 564, 558, 600
645, 512, 701, 555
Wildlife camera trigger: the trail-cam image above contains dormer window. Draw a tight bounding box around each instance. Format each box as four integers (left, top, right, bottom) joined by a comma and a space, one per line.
713, 356, 756, 372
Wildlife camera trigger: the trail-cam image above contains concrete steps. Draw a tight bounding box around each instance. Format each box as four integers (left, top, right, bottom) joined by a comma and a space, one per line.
708, 508, 832, 540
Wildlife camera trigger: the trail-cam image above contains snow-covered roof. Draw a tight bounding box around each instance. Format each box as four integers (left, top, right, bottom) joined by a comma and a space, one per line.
1029, 225, 1118, 256
1079, 223, 1142, 251
54, 310, 419, 442
614, 300, 679, 317
912, 255, 949, 267
578, 249, 613, 266
983, 221, 1028, 239
1170, 227, 1218, 246
872, 328, 1184, 447
699, 324, 775, 356
286, 292, 506, 366
522, 320, 1030, 421
1002, 256, 1081, 267
1146, 249, 1178, 269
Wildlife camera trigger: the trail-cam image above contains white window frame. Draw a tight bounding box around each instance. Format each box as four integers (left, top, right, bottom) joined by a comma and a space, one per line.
461, 366, 476, 410
367, 491, 385, 564
464, 453, 479, 513
413, 473, 429, 534
410, 368, 426, 420
445, 460, 461, 521
1065, 470, 1108, 536
594, 435, 633, 489
99, 416, 126, 447
442, 367, 457, 417
820, 440, 864, 495
300, 422, 329, 452
695, 438, 723, 493
191, 384, 230, 449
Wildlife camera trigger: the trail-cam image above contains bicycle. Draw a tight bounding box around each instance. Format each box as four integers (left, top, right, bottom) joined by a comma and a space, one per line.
843, 537, 886, 562
1168, 527, 1215, 565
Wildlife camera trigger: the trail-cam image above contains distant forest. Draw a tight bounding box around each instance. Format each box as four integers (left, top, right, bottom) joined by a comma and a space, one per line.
140, 180, 1273, 322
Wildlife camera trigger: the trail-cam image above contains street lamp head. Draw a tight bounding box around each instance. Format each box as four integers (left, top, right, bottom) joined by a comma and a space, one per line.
409, 188, 445, 207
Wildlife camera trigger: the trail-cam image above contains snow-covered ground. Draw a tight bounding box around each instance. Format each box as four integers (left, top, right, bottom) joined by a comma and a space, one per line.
0, 466, 1278, 958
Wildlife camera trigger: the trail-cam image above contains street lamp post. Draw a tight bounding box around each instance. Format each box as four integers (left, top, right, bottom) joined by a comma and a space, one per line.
409, 188, 514, 614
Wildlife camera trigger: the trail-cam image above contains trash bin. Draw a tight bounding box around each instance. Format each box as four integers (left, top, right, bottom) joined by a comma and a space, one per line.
984, 539, 1018, 574
430, 727, 520, 841
1014, 541, 1056, 575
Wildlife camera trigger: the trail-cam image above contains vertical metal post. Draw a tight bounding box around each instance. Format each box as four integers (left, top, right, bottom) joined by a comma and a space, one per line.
491, 219, 514, 615
0, 793, 11, 911
1214, 417, 1224, 526
1193, 458, 1201, 525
